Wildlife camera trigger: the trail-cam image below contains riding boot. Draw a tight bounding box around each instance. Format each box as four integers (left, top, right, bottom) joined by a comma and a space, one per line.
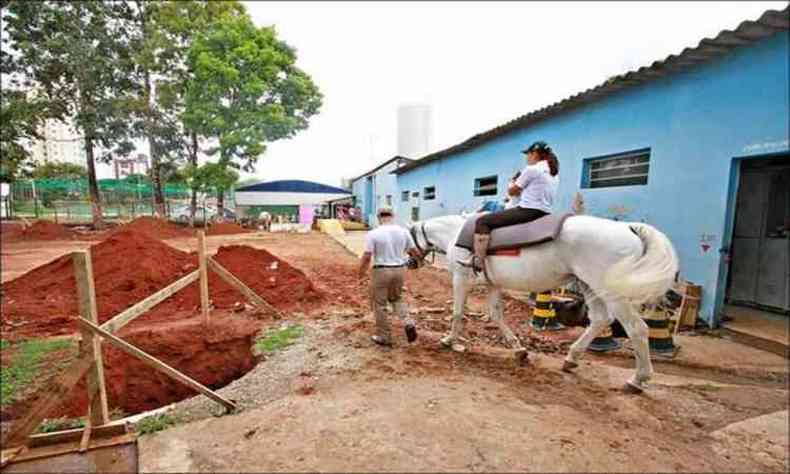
472, 233, 490, 273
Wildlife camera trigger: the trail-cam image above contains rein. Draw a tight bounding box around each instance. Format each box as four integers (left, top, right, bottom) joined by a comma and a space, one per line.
409, 222, 445, 267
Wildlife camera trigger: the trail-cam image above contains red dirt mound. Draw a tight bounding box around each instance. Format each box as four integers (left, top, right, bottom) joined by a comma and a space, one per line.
110, 216, 192, 240
1, 230, 197, 337
0, 221, 25, 242
151, 245, 324, 320
207, 222, 250, 236
2, 234, 324, 338
2, 220, 77, 242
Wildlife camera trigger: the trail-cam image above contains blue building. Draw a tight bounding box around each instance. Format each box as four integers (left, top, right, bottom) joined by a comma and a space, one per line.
349, 156, 413, 226
394, 8, 789, 326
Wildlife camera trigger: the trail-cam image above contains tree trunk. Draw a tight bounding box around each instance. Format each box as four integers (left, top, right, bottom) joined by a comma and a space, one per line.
85, 138, 105, 229
215, 190, 224, 223
189, 132, 198, 227
144, 73, 166, 217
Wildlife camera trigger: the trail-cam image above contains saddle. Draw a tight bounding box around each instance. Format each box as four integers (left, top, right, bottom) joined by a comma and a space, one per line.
455, 212, 573, 254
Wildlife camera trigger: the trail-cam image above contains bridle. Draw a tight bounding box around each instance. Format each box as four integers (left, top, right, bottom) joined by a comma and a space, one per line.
408, 221, 444, 267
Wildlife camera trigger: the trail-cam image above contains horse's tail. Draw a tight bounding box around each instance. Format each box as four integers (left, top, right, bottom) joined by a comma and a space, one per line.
603, 223, 679, 305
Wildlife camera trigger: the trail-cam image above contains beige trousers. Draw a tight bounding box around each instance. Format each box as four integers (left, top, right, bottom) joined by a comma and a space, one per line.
370, 267, 412, 342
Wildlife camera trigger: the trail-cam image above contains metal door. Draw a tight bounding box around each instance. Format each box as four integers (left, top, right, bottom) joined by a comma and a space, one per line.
728, 164, 790, 311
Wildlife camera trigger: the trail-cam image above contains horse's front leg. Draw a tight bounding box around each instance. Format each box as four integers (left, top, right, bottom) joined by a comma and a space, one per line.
441, 270, 470, 351
488, 287, 528, 365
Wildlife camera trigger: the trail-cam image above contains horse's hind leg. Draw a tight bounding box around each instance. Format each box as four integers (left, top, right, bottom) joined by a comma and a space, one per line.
563, 291, 611, 372
489, 287, 528, 365
609, 300, 653, 393
441, 271, 470, 350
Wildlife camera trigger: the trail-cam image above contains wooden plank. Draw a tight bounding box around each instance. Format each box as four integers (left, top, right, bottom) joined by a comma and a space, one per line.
79, 406, 92, 453
1, 447, 25, 469
72, 251, 109, 426
100, 269, 200, 334
79, 318, 237, 412
207, 257, 281, 315
198, 230, 210, 325
27, 423, 128, 448
1, 352, 94, 448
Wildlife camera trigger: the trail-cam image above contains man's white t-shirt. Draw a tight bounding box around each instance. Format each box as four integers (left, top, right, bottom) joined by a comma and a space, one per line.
365, 224, 416, 266
514, 160, 559, 213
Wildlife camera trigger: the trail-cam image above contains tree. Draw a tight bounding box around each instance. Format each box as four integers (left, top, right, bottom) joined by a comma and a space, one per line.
184, 161, 238, 220
30, 162, 87, 180
3, 0, 138, 229
0, 90, 51, 182
122, 0, 247, 224
183, 13, 322, 214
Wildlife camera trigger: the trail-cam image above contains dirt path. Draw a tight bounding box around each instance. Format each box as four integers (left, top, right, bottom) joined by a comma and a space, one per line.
140, 317, 788, 472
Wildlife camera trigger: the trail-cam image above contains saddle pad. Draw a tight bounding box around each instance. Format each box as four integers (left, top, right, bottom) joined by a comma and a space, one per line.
456, 212, 573, 252
491, 248, 521, 257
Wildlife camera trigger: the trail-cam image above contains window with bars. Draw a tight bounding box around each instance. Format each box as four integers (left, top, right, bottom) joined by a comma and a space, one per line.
474, 176, 498, 196
385, 194, 392, 206
401, 191, 409, 202
424, 186, 436, 200
583, 148, 650, 188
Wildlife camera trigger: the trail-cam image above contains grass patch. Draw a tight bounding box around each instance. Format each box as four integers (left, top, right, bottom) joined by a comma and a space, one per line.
0, 340, 8, 350
136, 413, 179, 435
255, 325, 304, 354
36, 416, 85, 434
1, 338, 75, 407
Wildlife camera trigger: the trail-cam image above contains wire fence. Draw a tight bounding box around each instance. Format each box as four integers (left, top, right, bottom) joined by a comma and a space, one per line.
8, 178, 197, 223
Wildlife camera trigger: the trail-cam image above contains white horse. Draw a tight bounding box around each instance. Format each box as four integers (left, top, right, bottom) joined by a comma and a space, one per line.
409, 214, 678, 393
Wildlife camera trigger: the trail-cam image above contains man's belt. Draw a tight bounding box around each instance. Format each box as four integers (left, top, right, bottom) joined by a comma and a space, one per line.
372, 264, 405, 269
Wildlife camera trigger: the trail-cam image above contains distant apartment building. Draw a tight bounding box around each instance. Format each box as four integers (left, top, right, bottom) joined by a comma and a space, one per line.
113, 154, 150, 179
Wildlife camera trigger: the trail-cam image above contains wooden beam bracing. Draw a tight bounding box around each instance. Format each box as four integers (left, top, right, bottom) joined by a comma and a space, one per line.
100, 270, 200, 334
198, 231, 210, 325
72, 251, 110, 426
207, 257, 281, 316
79, 318, 237, 413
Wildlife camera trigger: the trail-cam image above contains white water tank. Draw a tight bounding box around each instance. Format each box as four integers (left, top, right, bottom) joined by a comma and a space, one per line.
397, 104, 433, 159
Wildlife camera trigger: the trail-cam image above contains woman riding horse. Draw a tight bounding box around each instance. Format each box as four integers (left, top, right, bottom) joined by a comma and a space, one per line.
472, 141, 560, 273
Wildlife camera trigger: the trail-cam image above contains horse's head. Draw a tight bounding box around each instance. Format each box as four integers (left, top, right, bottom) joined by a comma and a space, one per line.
406, 215, 466, 268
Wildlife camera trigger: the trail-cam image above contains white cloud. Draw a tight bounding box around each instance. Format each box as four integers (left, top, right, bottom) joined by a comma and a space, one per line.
242, 1, 785, 186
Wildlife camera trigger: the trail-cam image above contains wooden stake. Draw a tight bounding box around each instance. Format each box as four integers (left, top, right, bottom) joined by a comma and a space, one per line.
78, 318, 237, 413
207, 257, 281, 316
198, 230, 210, 325
72, 251, 109, 426
100, 270, 200, 334
1, 353, 94, 447
79, 404, 92, 453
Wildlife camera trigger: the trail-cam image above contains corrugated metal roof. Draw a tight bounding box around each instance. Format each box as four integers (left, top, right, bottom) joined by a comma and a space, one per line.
236, 179, 351, 195
396, 7, 789, 175
349, 155, 413, 183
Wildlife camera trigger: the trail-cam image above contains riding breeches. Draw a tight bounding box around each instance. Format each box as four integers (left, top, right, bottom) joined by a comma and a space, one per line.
474, 207, 549, 234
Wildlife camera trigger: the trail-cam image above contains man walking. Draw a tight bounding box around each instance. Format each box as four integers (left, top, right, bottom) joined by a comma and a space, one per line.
358, 207, 420, 347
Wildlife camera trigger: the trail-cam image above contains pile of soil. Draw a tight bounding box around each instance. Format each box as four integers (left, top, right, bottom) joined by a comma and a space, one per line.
1, 232, 324, 338
3, 220, 77, 242
151, 245, 324, 321
0, 230, 197, 337
207, 222, 250, 236
109, 216, 192, 240
0, 222, 24, 241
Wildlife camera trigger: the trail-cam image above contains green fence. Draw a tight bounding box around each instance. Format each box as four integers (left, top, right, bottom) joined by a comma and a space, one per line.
9, 178, 192, 223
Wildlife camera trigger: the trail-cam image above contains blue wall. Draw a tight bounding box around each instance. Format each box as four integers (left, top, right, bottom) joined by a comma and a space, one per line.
396, 32, 790, 325
351, 160, 403, 227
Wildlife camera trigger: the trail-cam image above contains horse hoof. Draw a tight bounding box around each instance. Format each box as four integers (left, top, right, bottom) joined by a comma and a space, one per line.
562, 361, 578, 373
439, 336, 452, 348
514, 348, 529, 366
623, 381, 644, 395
